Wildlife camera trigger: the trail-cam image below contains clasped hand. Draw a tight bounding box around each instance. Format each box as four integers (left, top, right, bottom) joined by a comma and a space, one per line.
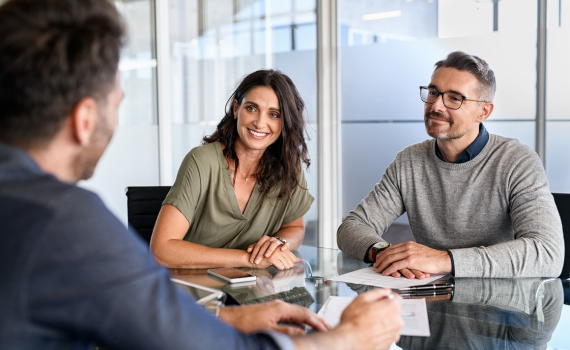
373, 241, 452, 279
247, 235, 299, 270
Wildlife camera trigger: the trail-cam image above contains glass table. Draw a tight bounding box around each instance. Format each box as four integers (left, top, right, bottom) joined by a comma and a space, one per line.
170, 245, 570, 349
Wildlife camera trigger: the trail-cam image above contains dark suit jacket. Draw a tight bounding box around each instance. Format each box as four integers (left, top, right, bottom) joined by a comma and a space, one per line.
0, 142, 291, 350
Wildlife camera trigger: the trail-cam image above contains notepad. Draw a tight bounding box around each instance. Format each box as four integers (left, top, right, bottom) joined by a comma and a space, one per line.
331, 267, 446, 289
318, 296, 430, 337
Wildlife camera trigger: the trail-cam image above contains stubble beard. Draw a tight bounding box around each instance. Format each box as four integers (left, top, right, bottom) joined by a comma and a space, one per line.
75, 114, 113, 181
424, 111, 464, 141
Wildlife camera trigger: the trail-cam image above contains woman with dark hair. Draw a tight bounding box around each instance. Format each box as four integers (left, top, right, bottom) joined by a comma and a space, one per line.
150, 69, 313, 270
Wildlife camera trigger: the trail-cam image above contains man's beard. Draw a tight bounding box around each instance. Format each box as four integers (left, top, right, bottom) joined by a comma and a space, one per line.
74, 115, 113, 181
424, 111, 462, 141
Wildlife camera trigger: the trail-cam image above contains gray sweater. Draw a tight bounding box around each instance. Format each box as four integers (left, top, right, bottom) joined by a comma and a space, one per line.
337, 134, 564, 278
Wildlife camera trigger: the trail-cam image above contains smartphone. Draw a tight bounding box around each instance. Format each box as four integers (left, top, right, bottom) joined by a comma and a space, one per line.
207, 268, 257, 283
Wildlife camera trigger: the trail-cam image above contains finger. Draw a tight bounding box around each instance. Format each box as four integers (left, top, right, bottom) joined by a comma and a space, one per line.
255, 240, 274, 264
398, 268, 416, 279
382, 259, 413, 277
356, 288, 394, 303
271, 257, 285, 270
265, 239, 283, 258
250, 242, 262, 263
375, 251, 412, 273
285, 249, 300, 263
250, 235, 271, 262
374, 242, 414, 266
247, 244, 254, 253
253, 239, 271, 264
409, 269, 426, 279
390, 271, 401, 278
280, 243, 289, 251
281, 251, 297, 269
271, 325, 305, 336
274, 301, 330, 332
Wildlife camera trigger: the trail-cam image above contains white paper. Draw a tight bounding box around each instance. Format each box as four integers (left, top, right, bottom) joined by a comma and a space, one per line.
318, 296, 430, 337
331, 267, 446, 289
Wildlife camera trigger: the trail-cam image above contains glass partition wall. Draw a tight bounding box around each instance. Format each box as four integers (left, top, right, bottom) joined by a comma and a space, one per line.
81, 0, 160, 225
6, 0, 568, 248
339, 0, 539, 226
166, 0, 319, 245
546, 0, 570, 193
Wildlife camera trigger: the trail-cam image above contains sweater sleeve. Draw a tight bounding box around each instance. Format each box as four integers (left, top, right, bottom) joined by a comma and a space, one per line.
337, 154, 406, 260
450, 149, 564, 278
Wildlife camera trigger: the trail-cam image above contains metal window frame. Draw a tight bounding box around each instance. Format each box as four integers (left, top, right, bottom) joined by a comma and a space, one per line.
155, 0, 173, 185
317, 0, 341, 249
537, 0, 547, 165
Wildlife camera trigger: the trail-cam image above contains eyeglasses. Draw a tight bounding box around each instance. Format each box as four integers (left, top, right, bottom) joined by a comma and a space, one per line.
419, 86, 489, 110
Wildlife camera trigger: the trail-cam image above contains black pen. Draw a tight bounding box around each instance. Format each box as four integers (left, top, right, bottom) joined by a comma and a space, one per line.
399, 282, 454, 291
399, 290, 453, 298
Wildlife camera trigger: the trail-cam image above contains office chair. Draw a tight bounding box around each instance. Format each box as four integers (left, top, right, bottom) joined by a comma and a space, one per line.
125, 186, 171, 244
552, 193, 570, 279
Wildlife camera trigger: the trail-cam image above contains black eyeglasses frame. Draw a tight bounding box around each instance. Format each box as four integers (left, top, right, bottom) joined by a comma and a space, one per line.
419, 86, 489, 110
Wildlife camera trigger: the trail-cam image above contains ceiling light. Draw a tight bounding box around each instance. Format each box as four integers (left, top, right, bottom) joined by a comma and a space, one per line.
362, 10, 402, 21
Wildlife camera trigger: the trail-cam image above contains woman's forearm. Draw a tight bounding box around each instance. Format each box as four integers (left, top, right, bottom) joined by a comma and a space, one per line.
152, 239, 252, 269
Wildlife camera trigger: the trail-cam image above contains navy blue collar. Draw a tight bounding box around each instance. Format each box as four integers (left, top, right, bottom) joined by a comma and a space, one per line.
0, 142, 45, 181
435, 123, 489, 164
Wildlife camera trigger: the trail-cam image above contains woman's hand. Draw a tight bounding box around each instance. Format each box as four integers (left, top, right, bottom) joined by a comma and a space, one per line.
250, 248, 300, 270
247, 235, 290, 265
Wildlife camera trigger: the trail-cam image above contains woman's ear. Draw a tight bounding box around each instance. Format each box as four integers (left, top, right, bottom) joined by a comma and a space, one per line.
233, 99, 238, 119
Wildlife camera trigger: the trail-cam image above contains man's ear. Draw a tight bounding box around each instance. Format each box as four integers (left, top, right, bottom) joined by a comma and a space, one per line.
70, 97, 98, 147
478, 102, 494, 123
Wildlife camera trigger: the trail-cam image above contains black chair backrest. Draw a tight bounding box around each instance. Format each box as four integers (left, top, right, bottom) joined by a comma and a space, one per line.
552, 193, 570, 279
126, 186, 171, 244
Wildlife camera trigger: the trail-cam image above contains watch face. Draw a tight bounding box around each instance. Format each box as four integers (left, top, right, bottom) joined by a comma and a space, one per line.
373, 242, 390, 250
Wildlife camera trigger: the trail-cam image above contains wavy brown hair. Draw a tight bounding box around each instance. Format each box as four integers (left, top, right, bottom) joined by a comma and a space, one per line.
203, 69, 310, 200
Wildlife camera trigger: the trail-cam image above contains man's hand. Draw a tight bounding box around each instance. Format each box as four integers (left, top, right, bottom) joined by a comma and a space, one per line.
218, 299, 329, 336
373, 241, 452, 278
293, 289, 403, 350
247, 235, 292, 264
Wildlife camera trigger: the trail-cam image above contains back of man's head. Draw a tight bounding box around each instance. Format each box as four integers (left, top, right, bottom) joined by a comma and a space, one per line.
434, 51, 496, 102
0, 0, 125, 149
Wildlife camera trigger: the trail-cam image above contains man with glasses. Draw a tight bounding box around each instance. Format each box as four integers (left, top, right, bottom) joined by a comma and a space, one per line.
337, 51, 564, 279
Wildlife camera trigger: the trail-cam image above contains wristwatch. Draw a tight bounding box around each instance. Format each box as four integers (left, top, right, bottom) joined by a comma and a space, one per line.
371, 241, 390, 255
275, 237, 287, 244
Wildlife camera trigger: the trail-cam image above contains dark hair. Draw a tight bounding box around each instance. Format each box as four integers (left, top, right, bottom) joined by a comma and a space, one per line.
434, 51, 496, 101
203, 69, 310, 200
0, 0, 125, 147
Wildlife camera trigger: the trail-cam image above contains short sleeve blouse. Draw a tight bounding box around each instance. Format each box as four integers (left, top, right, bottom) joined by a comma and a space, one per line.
163, 142, 314, 250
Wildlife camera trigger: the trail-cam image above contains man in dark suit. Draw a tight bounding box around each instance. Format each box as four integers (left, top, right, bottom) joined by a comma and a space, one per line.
0, 0, 403, 349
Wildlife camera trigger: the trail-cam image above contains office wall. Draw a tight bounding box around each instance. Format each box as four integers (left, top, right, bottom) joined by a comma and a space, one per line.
80, 0, 160, 225
339, 0, 540, 221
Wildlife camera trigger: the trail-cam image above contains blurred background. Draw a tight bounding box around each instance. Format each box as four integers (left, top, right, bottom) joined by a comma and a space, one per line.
4, 0, 566, 251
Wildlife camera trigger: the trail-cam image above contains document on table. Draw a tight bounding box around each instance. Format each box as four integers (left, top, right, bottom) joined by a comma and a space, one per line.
331, 267, 446, 289
318, 296, 430, 337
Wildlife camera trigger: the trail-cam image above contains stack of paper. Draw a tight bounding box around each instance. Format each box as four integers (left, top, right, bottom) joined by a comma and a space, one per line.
317, 296, 431, 337
331, 267, 446, 289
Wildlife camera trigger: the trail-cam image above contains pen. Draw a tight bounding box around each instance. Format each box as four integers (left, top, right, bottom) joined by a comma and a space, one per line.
399, 282, 454, 291
399, 290, 454, 298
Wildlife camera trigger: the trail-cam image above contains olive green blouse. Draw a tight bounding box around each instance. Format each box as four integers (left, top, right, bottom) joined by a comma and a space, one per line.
163, 142, 314, 250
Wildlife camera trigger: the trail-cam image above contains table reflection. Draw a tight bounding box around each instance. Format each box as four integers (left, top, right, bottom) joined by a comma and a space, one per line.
169, 246, 566, 348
